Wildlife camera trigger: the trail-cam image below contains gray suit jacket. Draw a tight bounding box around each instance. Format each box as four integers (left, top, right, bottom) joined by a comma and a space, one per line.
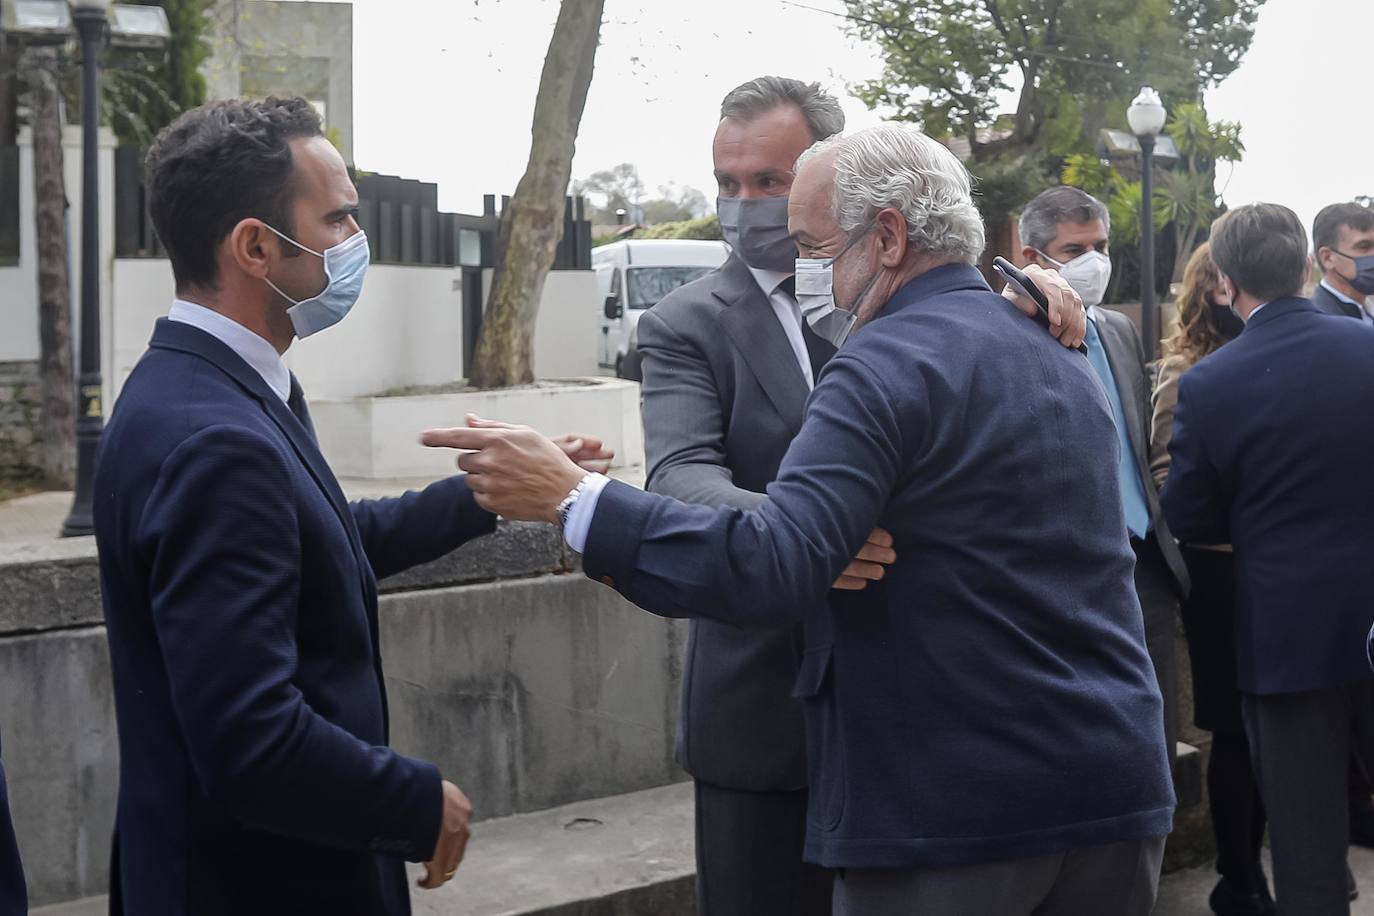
1096, 308, 1190, 596
636, 253, 824, 791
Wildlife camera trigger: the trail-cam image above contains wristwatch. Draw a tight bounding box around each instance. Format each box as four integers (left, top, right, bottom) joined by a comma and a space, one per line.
556, 474, 596, 531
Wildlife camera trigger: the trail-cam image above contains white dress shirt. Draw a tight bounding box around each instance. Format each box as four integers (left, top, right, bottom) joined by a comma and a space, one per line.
167, 299, 291, 403
1320, 279, 1374, 323
747, 266, 814, 389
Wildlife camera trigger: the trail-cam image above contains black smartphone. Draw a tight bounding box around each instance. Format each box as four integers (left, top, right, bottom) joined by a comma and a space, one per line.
992, 256, 1087, 355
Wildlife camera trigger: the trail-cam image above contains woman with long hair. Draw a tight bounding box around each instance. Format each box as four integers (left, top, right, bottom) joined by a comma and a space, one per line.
1151, 242, 1267, 916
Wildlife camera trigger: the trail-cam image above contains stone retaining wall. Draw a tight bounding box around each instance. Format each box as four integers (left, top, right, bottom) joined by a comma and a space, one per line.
0, 523, 687, 907
0, 360, 42, 479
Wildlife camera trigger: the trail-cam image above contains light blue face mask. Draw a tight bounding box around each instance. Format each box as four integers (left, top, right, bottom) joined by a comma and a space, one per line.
263, 225, 370, 338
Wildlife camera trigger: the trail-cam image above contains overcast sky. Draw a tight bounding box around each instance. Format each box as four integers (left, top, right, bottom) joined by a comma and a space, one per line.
346, 0, 1372, 234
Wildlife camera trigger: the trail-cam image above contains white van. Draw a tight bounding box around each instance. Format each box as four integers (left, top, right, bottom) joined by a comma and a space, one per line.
594, 239, 728, 377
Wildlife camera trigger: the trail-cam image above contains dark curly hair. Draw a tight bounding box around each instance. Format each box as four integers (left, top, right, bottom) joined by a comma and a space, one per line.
1164, 242, 1230, 365
146, 97, 324, 290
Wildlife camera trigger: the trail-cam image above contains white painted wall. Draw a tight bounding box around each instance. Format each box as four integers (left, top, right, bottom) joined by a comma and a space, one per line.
0, 131, 38, 362
282, 264, 464, 399
109, 261, 604, 403
483, 268, 601, 379
0, 126, 116, 370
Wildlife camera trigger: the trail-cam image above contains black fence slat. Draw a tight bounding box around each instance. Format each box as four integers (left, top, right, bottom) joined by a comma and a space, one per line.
0, 146, 19, 264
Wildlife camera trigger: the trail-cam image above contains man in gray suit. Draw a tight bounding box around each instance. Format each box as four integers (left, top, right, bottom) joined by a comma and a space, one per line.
1020, 186, 1190, 766
637, 78, 1088, 916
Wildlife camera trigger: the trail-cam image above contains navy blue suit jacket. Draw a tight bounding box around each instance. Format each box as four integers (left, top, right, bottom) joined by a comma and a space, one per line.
582, 264, 1176, 869
1161, 297, 1374, 694
94, 320, 495, 916
0, 729, 25, 916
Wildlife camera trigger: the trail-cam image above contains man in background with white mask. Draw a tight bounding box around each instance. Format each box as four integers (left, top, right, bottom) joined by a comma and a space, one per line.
1020, 186, 1190, 773
636, 77, 1085, 916
91, 97, 610, 915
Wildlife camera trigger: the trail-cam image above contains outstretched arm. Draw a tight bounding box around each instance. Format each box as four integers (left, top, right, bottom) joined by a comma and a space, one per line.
423, 354, 909, 629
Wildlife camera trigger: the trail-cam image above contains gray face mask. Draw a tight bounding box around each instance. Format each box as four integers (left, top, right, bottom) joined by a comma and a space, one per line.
717, 196, 798, 272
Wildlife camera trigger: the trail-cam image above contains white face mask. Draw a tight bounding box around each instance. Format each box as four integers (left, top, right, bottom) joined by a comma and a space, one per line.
795, 226, 880, 349
1038, 249, 1112, 308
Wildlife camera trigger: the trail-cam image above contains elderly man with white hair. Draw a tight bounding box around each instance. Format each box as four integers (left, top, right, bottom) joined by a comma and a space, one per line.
423, 124, 1176, 915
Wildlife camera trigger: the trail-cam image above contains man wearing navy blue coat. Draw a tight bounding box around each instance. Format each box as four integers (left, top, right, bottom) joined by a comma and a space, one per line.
1162, 203, 1374, 915
427, 124, 1176, 914
0, 728, 25, 916
93, 98, 608, 916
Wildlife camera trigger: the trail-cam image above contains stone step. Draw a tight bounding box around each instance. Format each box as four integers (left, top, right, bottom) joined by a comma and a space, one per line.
32, 781, 696, 916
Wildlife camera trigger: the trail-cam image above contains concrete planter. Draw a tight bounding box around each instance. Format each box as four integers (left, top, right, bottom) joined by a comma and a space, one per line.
311, 377, 643, 480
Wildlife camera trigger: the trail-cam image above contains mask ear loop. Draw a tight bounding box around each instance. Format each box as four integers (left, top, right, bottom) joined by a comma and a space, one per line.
261, 222, 328, 306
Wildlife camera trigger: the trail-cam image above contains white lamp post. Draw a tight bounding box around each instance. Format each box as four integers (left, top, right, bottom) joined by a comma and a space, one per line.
1128, 86, 1167, 361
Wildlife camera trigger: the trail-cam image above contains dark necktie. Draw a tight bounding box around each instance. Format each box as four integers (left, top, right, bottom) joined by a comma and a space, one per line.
287, 374, 317, 443
780, 276, 836, 382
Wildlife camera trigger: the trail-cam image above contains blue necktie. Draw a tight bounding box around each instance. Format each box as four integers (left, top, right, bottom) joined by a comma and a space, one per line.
1084, 319, 1150, 540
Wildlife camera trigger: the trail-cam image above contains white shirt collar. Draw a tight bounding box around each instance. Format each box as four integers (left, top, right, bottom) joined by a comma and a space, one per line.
747, 266, 793, 299
1246, 301, 1272, 321
167, 299, 292, 403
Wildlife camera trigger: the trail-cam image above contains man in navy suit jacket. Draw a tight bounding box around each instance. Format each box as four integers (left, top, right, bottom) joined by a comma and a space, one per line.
94, 98, 607, 916
1162, 203, 1374, 915
428, 125, 1176, 915
0, 728, 24, 916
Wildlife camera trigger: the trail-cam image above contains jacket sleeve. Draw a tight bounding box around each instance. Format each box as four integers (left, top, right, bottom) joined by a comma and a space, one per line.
636, 305, 765, 512
350, 476, 497, 581
138, 425, 443, 861
582, 353, 915, 629
1149, 356, 1185, 489
1159, 372, 1230, 545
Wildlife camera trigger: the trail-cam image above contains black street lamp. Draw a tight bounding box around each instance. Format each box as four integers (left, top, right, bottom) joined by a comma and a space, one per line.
1127, 86, 1167, 363
60, 0, 109, 537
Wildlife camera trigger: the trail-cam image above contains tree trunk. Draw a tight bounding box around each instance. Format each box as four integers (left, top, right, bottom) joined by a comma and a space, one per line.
468, 0, 604, 389
28, 49, 76, 486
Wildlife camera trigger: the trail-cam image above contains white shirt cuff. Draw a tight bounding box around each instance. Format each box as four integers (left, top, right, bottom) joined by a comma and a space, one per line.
562, 472, 611, 553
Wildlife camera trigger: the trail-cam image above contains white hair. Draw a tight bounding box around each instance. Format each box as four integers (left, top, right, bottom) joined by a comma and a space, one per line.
796, 124, 986, 264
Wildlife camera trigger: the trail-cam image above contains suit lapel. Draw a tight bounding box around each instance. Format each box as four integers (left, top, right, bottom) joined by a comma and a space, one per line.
149, 320, 367, 568
713, 256, 810, 430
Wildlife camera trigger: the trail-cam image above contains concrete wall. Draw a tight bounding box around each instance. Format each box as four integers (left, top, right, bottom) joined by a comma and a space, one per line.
0, 523, 686, 908
312, 378, 643, 480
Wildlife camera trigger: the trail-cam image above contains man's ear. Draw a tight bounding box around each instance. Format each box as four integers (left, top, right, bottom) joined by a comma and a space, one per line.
228, 218, 274, 281
1315, 247, 1334, 274
874, 208, 907, 267
1020, 246, 1042, 268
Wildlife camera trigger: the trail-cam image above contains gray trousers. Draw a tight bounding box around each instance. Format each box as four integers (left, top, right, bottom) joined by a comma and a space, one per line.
1243, 682, 1374, 916
832, 838, 1165, 916
1135, 534, 1180, 766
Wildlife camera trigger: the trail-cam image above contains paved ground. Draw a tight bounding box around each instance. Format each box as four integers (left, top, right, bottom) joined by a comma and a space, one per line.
1155, 844, 1374, 915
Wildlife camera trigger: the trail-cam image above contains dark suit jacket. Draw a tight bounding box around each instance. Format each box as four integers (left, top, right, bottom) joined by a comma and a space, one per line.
1094, 309, 1189, 595
1161, 298, 1374, 695
94, 320, 496, 916
585, 265, 1175, 868
0, 730, 25, 916
1312, 281, 1367, 319
637, 253, 826, 791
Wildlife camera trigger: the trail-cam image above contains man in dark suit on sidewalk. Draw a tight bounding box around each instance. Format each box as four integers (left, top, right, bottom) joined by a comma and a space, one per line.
0, 728, 25, 916
1020, 186, 1190, 767
428, 123, 1173, 915
1163, 203, 1374, 915
1311, 202, 1374, 322
637, 78, 1086, 916
94, 97, 607, 916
